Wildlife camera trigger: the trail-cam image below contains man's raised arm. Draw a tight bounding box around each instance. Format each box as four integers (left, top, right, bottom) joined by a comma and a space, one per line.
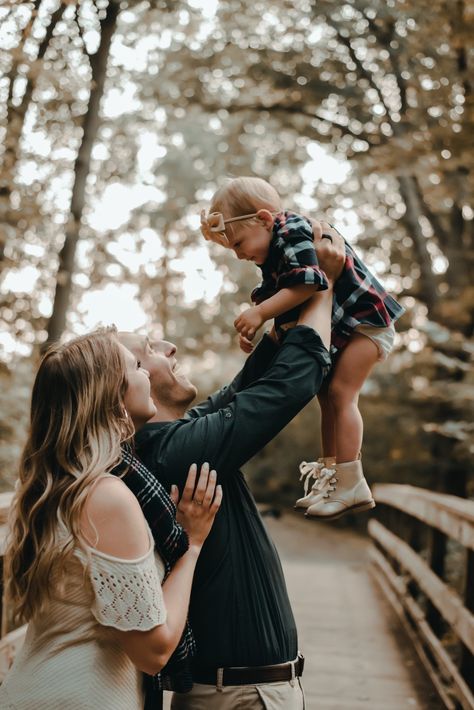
163, 295, 333, 483
185, 332, 279, 420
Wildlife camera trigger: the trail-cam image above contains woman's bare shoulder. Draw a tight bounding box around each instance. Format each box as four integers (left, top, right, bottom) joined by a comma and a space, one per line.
82, 476, 151, 559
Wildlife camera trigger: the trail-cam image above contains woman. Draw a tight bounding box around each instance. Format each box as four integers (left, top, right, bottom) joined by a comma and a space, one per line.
0, 328, 222, 709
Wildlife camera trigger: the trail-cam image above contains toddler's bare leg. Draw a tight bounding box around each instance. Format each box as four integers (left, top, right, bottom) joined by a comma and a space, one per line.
317, 384, 336, 459
328, 333, 379, 463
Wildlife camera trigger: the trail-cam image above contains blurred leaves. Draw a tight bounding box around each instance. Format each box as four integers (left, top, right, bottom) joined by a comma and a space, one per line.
0, 0, 472, 497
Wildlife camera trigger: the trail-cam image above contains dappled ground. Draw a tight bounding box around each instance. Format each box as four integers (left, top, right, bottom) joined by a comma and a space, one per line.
165, 512, 442, 710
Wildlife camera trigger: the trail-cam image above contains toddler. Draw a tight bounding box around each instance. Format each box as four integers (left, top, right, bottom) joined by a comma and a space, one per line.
200, 177, 404, 521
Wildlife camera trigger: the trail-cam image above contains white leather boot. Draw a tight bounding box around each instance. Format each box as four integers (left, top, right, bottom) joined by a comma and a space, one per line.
295, 457, 336, 511
305, 459, 375, 520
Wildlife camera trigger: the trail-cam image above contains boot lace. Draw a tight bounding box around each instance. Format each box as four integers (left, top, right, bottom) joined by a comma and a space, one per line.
299, 460, 325, 495
318, 467, 338, 499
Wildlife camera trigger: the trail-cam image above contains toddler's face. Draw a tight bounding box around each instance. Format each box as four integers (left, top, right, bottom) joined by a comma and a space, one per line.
229, 221, 272, 265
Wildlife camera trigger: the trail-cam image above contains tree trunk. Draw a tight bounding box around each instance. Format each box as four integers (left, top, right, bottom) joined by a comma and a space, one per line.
0, 0, 66, 268
397, 174, 439, 312
44, 0, 120, 351
160, 225, 171, 332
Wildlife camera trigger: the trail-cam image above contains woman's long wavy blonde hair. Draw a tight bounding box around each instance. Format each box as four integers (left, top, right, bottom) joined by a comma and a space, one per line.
5, 328, 135, 623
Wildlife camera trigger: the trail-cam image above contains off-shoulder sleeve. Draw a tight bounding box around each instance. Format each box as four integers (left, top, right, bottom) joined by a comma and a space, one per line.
85, 545, 167, 631
273, 212, 328, 291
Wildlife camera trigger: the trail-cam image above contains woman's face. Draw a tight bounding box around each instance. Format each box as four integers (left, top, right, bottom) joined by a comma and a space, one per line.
120, 344, 156, 429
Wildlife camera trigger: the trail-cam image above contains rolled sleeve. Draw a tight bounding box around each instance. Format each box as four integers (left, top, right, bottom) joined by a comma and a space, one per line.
274, 213, 329, 293
277, 264, 328, 291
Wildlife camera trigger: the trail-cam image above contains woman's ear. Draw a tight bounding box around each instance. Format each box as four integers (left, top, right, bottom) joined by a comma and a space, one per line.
256, 209, 274, 230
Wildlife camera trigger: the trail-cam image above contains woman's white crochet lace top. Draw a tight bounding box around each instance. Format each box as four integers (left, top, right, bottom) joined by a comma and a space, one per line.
0, 520, 167, 710
76, 529, 166, 632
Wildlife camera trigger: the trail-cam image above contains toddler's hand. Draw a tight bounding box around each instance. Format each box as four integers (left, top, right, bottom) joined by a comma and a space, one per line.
234, 306, 265, 341
239, 333, 254, 353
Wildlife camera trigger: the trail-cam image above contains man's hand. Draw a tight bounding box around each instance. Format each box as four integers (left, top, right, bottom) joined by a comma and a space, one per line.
234, 306, 265, 341
308, 219, 345, 282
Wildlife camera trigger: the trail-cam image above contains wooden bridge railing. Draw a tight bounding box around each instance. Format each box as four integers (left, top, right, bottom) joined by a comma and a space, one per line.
0, 491, 26, 682
369, 483, 474, 710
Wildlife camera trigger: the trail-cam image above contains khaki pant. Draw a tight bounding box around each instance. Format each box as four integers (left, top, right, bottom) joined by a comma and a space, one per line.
170, 679, 305, 710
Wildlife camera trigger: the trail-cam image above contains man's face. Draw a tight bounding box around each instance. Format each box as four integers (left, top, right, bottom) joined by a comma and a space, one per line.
118, 333, 197, 413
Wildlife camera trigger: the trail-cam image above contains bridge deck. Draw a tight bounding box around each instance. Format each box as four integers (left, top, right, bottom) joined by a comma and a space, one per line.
165, 512, 443, 709
267, 512, 443, 709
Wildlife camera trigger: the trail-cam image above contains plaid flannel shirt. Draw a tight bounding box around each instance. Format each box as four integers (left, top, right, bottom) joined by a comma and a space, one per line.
115, 446, 196, 708
251, 211, 405, 355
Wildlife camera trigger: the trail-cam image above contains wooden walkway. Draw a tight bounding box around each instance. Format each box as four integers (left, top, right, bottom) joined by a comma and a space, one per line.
165, 512, 442, 709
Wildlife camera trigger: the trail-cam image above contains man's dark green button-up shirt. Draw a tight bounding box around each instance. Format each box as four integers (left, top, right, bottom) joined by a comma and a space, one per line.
135, 326, 331, 670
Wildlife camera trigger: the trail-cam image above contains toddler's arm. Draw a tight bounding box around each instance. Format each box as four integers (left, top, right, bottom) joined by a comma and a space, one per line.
234, 284, 318, 341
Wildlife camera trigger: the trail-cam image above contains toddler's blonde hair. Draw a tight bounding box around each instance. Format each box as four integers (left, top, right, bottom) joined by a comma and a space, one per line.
209, 177, 283, 239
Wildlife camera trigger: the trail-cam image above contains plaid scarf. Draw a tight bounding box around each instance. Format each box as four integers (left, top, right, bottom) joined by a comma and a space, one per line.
114, 445, 196, 707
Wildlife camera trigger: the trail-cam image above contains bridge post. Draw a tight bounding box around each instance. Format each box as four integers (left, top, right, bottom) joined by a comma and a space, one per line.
0, 555, 3, 638
460, 548, 474, 695
426, 527, 447, 637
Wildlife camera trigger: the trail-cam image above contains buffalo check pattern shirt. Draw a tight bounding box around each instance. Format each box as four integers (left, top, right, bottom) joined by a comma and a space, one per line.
251, 211, 405, 355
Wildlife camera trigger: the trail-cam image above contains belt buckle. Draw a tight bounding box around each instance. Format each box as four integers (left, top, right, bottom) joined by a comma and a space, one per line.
297, 651, 305, 676
216, 667, 224, 692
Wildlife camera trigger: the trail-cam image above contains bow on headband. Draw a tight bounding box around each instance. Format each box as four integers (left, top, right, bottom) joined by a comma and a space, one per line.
200, 210, 261, 247
200, 211, 229, 247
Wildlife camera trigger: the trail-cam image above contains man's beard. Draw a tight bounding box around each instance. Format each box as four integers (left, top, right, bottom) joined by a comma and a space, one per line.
157, 379, 197, 412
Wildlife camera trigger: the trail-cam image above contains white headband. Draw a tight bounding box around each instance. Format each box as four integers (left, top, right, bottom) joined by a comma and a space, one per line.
200, 210, 260, 247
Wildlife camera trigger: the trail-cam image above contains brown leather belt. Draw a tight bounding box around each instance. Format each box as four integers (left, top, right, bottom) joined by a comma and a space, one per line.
192, 653, 304, 689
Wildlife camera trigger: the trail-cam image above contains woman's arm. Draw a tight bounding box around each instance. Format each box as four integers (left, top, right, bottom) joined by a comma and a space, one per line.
82, 467, 221, 675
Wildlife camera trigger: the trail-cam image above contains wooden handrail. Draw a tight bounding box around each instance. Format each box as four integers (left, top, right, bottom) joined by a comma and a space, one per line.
370, 519, 474, 655
0, 493, 14, 526
370, 483, 474, 710
373, 484, 474, 550
370, 546, 473, 710
0, 490, 25, 681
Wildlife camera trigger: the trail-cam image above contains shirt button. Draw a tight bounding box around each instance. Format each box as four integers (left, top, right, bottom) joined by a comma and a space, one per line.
224, 408, 232, 418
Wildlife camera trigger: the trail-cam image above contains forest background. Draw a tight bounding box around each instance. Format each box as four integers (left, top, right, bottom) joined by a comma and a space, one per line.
0, 0, 472, 514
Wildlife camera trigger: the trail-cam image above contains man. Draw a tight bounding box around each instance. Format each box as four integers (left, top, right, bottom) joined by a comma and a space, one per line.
119, 223, 344, 709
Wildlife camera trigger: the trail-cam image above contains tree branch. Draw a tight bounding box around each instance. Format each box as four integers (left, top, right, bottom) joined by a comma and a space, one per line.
326, 21, 391, 118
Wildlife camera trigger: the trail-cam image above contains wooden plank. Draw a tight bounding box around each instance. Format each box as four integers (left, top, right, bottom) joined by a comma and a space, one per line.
0, 625, 26, 683
0, 492, 14, 525
461, 548, 474, 693
426, 527, 447, 636
370, 548, 457, 710
369, 519, 474, 656
374, 485, 474, 522
373, 484, 474, 550
268, 513, 443, 709
370, 546, 474, 710
0, 524, 9, 557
